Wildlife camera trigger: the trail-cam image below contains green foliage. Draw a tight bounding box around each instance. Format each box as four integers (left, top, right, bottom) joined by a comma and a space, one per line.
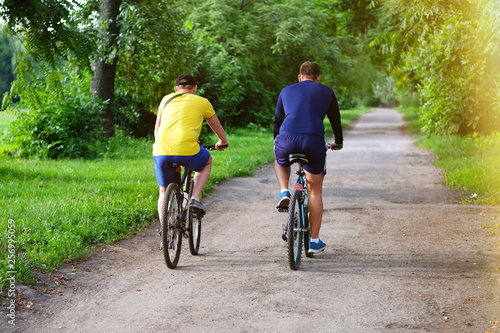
372, 0, 500, 136
186, 0, 287, 126
2, 0, 386, 155
3, 55, 106, 158
186, 0, 382, 126
0, 33, 15, 100
398, 105, 421, 134
0, 110, 14, 131
112, 1, 193, 137
0, 0, 94, 68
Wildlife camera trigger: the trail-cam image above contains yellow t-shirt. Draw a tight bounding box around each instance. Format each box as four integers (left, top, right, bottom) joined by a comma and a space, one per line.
153, 93, 215, 156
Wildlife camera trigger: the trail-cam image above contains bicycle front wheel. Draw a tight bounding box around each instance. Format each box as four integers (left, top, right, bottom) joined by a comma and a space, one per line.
303, 205, 313, 258
162, 183, 183, 269
287, 190, 303, 270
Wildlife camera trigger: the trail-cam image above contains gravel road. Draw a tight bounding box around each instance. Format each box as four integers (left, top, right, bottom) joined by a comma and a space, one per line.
5, 108, 500, 333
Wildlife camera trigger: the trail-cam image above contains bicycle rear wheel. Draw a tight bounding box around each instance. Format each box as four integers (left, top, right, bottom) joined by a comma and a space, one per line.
162, 183, 183, 269
287, 190, 302, 270
188, 210, 202, 255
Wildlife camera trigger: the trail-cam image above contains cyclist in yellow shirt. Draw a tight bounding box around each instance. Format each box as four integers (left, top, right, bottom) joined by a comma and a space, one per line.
153, 74, 228, 216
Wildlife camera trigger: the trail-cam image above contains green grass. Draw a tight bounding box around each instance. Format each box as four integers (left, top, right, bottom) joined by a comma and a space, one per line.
399, 107, 500, 204
0, 107, 370, 289
419, 133, 500, 204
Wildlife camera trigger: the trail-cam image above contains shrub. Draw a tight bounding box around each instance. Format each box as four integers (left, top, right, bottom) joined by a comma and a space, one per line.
3, 56, 106, 158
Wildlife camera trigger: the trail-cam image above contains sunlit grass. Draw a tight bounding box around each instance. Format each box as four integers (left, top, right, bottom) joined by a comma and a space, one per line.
419, 133, 500, 204
0, 111, 15, 131
400, 107, 500, 204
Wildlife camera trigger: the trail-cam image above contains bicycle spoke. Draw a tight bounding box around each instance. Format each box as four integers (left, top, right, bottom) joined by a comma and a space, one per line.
287, 190, 302, 270
162, 183, 182, 269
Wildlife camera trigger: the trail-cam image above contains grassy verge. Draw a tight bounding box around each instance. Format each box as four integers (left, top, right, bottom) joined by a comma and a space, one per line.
399, 107, 500, 204
0, 107, 370, 289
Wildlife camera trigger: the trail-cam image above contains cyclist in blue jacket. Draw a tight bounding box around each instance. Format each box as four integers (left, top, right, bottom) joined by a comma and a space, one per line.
273, 61, 343, 253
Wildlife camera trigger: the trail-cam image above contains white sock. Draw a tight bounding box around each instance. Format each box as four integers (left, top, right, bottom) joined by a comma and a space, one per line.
280, 189, 289, 194
310, 238, 319, 243
191, 197, 200, 202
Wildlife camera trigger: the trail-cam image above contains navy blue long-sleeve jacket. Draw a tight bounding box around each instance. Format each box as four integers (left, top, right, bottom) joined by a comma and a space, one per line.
273, 80, 343, 145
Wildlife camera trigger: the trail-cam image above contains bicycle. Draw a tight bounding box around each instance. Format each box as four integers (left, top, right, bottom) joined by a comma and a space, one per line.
281, 143, 340, 270
159, 144, 227, 269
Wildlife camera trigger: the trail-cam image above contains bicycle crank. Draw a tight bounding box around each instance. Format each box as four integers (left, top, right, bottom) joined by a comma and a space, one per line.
281, 224, 288, 242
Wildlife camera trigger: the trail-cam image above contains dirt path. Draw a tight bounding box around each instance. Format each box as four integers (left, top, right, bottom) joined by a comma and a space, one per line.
6, 108, 500, 332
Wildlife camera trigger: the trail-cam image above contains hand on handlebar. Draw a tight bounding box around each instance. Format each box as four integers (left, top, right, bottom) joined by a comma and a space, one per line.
327, 143, 343, 151
215, 141, 229, 151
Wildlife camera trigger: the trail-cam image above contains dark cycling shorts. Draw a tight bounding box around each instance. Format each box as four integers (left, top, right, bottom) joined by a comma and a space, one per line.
153, 147, 210, 188
274, 134, 327, 175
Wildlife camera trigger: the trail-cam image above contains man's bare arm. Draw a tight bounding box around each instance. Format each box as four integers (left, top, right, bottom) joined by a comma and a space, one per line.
206, 114, 229, 150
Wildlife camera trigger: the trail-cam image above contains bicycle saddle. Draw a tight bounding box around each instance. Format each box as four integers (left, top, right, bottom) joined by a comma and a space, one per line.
288, 153, 309, 164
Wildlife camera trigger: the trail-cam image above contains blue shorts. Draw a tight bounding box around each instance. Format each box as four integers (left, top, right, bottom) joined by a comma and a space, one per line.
274, 134, 327, 175
153, 147, 210, 188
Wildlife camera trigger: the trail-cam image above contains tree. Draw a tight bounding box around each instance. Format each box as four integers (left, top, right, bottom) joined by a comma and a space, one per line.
0, 34, 15, 101
89, 0, 122, 137
6, 55, 105, 158
184, 0, 382, 126
371, 0, 500, 135
112, 0, 193, 137
0, 0, 121, 137
0, 0, 94, 67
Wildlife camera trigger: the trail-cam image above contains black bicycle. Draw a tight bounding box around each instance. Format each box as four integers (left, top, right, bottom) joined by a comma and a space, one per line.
281, 143, 340, 270
159, 144, 226, 269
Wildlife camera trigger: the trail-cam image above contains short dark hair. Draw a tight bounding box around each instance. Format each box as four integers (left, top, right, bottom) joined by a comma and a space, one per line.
299, 62, 320, 80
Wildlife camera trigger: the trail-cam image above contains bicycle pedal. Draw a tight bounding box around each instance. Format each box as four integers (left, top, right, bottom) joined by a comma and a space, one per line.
281, 224, 288, 242
277, 207, 288, 213
190, 208, 205, 217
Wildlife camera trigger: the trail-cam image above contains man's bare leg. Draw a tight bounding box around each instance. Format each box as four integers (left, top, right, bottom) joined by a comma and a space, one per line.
304, 171, 325, 239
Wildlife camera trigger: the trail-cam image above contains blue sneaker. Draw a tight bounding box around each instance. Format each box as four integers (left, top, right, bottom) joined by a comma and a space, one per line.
276, 190, 291, 210
308, 239, 326, 253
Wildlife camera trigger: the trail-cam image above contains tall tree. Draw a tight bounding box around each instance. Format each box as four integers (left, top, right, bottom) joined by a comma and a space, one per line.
1, 0, 121, 137
0, 34, 15, 100
89, 0, 122, 137
371, 0, 500, 135
185, 0, 381, 126
113, 0, 192, 137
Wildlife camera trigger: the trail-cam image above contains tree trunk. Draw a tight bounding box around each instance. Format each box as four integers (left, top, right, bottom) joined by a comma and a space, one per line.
90, 0, 122, 137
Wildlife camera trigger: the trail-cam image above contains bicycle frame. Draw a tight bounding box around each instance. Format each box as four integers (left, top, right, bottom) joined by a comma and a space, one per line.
179, 166, 193, 213
293, 166, 308, 234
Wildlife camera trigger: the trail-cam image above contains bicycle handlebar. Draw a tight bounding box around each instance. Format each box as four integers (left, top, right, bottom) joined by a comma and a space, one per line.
203, 144, 229, 151
326, 143, 343, 151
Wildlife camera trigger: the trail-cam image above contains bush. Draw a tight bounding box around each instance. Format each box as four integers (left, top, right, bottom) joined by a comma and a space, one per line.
3, 56, 106, 158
